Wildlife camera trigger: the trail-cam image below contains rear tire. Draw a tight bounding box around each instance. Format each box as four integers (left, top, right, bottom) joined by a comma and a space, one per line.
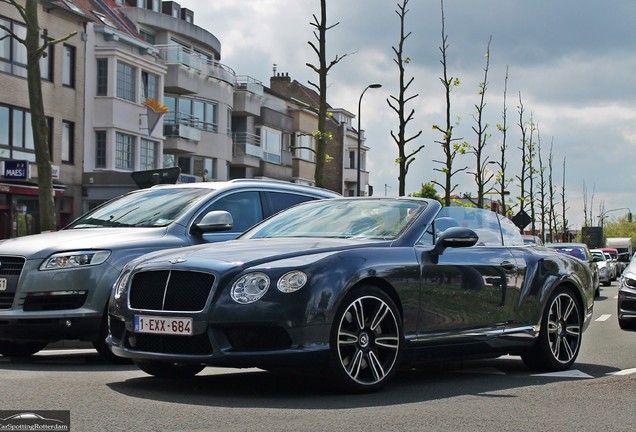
134, 359, 205, 378
521, 287, 582, 371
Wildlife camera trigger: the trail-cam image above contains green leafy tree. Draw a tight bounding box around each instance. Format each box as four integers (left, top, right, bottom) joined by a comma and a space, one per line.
409, 182, 443, 204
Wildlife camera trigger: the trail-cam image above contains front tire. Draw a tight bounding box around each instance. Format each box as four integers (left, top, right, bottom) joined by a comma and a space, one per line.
522, 287, 582, 371
134, 359, 205, 378
328, 286, 403, 392
0, 341, 47, 357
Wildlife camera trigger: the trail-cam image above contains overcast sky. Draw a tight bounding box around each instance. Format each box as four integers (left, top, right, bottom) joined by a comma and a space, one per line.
175, 0, 636, 230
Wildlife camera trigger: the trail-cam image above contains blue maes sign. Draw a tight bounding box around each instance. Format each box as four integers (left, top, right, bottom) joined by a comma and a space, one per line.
3, 160, 28, 180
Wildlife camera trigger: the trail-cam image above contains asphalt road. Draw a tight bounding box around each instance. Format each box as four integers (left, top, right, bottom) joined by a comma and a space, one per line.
1, 281, 635, 432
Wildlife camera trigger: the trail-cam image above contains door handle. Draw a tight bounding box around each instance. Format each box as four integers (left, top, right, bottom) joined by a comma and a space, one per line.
500, 261, 516, 270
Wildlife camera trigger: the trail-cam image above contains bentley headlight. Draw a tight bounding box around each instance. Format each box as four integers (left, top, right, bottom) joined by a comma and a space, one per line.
623, 275, 636, 289
113, 268, 132, 300
40, 250, 111, 270
278, 271, 307, 293
231, 272, 270, 304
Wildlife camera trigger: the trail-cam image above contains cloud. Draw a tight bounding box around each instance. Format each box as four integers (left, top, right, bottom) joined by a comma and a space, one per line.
177, 0, 636, 230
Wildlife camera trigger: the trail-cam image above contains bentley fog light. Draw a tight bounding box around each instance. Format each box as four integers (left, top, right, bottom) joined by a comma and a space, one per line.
231, 272, 270, 304
277, 271, 307, 293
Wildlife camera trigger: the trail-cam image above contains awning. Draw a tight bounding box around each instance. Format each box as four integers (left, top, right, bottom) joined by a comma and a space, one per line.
0, 182, 66, 197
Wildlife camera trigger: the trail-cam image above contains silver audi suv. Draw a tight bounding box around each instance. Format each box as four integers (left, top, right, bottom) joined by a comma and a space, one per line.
0, 179, 338, 359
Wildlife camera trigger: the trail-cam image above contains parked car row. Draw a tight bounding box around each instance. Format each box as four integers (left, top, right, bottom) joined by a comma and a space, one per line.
0, 185, 597, 392
544, 242, 601, 298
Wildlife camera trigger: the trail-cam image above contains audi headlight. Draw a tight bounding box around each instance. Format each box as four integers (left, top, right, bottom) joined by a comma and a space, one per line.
40, 250, 111, 270
278, 271, 307, 293
623, 275, 636, 289
231, 272, 270, 304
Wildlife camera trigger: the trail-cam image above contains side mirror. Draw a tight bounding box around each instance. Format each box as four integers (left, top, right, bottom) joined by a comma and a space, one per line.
192, 210, 233, 234
432, 226, 479, 259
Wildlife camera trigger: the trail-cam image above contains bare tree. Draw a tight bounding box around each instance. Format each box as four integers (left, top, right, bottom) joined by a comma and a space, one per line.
537, 127, 547, 242
526, 114, 537, 234
515, 92, 531, 223
547, 141, 558, 242
306, 0, 348, 188
494, 66, 513, 216
388, 0, 424, 196
560, 157, 569, 241
468, 36, 493, 208
432, 0, 467, 206
0, 0, 76, 232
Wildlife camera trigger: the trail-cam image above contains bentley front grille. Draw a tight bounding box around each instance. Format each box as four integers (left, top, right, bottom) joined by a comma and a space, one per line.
129, 270, 215, 312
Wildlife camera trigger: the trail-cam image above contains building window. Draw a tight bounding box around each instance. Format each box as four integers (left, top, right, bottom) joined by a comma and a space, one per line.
115, 132, 134, 170
262, 127, 282, 164
116, 61, 136, 102
96, 58, 108, 96
227, 107, 232, 135
139, 138, 157, 170
295, 133, 315, 162
349, 151, 356, 169
40, 37, 53, 81
177, 155, 191, 174
61, 120, 74, 163
62, 44, 76, 87
141, 70, 159, 101
0, 18, 27, 77
0, 105, 51, 162
140, 30, 155, 44
205, 101, 217, 132
95, 130, 106, 168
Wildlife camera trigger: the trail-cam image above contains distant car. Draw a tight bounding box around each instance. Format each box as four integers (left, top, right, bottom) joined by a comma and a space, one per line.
618, 255, 636, 330
108, 198, 594, 392
0, 179, 339, 359
590, 249, 611, 287
545, 243, 600, 297
522, 235, 544, 246
598, 248, 619, 280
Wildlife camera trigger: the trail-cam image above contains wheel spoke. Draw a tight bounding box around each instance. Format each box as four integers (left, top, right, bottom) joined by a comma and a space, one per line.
562, 298, 575, 321
369, 302, 390, 332
565, 324, 580, 338
351, 299, 366, 330
375, 335, 399, 350
346, 349, 364, 379
367, 351, 386, 382
338, 329, 358, 346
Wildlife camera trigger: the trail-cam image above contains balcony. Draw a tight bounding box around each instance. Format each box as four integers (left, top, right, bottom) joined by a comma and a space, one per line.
232, 132, 262, 168
234, 76, 264, 116
157, 44, 236, 94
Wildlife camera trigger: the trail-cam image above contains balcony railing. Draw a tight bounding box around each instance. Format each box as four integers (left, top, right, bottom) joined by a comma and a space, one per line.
156, 44, 236, 85
233, 132, 262, 158
235, 75, 264, 96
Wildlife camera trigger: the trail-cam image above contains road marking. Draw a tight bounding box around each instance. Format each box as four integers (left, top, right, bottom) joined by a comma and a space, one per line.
607, 368, 636, 376
531, 370, 593, 378
595, 314, 612, 322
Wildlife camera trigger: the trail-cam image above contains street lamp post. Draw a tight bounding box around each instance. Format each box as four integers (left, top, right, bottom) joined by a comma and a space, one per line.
357, 83, 382, 196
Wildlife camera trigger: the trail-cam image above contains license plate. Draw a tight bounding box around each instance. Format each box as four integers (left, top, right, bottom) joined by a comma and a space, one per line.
0, 278, 6, 291
134, 315, 193, 336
